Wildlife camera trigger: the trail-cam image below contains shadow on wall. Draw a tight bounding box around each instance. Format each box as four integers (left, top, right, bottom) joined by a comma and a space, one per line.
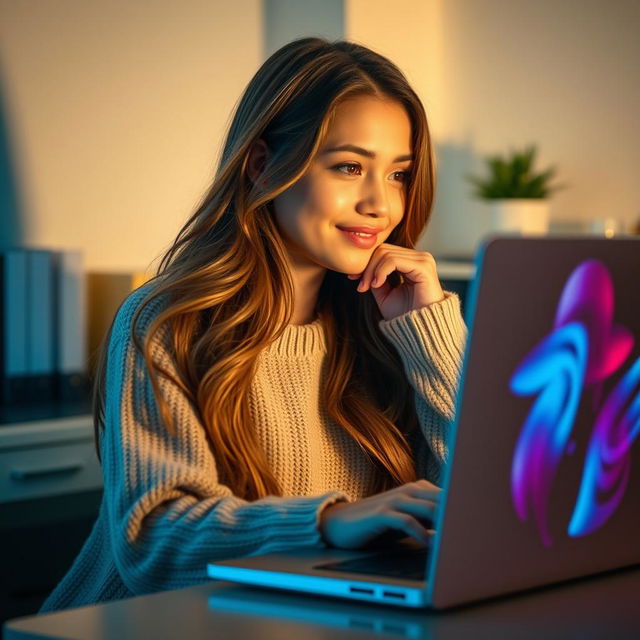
422, 142, 492, 259
0, 69, 25, 249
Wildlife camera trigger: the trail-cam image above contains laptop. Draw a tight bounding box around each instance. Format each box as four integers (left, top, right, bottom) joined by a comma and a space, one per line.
207, 235, 640, 609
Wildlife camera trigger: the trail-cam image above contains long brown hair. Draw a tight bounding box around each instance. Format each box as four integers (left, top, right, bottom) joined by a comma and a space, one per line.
93, 37, 437, 500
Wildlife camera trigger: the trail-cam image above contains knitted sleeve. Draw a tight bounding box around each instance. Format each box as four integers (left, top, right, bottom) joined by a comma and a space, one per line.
377, 292, 468, 484
102, 289, 347, 596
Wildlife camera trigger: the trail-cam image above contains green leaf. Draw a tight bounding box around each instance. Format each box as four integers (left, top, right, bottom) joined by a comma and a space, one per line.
466, 144, 562, 200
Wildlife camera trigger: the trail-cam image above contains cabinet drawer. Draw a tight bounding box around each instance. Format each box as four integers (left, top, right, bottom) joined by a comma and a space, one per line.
0, 440, 103, 503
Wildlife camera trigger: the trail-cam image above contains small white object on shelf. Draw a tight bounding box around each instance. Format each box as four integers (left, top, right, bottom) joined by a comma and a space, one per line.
437, 260, 476, 281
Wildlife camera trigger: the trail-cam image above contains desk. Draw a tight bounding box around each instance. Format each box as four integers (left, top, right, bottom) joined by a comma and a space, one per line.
4, 566, 640, 639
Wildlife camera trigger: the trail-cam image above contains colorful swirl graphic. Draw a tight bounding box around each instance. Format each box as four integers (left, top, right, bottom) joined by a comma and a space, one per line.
569, 356, 640, 537
510, 259, 638, 546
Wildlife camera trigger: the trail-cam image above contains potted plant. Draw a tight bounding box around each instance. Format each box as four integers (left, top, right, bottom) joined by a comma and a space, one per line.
466, 145, 565, 235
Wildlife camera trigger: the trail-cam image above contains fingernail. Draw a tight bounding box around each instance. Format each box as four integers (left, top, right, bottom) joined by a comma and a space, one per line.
371, 277, 377, 287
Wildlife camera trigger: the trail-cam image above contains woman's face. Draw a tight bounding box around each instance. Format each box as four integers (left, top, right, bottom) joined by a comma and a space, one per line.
271, 95, 413, 275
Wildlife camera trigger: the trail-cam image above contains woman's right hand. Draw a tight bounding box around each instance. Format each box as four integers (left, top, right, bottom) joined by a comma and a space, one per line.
319, 480, 441, 549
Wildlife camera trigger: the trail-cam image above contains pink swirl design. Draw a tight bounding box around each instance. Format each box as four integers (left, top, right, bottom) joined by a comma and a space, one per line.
553, 260, 633, 386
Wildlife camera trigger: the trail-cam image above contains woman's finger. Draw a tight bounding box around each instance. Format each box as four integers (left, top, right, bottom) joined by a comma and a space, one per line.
391, 496, 438, 523
360, 250, 433, 292
383, 512, 432, 545
402, 480, 442, 503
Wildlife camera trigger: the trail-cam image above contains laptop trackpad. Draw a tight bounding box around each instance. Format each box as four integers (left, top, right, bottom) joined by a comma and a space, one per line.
313, 547, 429, 581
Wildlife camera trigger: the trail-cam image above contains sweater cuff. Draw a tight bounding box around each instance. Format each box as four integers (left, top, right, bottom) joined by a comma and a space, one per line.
377, 292, 467, 378
259, 491, 350, 551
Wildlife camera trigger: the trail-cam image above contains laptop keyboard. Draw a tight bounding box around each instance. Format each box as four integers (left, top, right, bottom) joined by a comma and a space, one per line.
314, 548, 429, 581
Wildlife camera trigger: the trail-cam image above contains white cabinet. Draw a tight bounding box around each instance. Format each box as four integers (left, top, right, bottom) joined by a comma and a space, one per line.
0, 415, 103, 504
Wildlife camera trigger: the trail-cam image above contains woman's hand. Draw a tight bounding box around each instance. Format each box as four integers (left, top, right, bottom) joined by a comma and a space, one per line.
348, 244, 445, 321
319, 480, 440, 550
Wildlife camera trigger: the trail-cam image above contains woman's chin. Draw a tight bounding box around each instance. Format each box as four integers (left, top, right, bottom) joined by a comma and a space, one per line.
332, 260, 369, 275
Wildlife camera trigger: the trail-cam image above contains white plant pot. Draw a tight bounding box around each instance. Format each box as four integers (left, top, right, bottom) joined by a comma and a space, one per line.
489, 199, 550, 235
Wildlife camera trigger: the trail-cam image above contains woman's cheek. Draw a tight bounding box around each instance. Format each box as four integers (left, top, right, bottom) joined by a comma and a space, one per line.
315, 183, 349, 219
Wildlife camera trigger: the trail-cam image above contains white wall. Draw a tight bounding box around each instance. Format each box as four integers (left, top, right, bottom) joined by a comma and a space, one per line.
348, 0, 640, 257
2, 1, 639, 266
0, 0, 262, 272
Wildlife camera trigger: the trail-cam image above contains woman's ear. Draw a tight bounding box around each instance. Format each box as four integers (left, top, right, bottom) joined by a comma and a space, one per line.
247, 139, 270, 186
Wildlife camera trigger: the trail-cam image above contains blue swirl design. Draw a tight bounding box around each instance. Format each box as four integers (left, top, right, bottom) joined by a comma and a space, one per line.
510, 323, 587, 548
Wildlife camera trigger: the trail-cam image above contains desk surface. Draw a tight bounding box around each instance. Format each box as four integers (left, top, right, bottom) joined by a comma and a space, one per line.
4, 566, 640, 640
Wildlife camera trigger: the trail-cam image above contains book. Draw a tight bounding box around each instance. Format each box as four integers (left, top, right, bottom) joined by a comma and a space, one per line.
53, 250, 89, 403
0, 249, 29, 405
27, 249, 56, 402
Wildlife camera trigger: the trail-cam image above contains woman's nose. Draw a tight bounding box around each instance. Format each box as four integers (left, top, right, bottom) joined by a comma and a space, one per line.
357, 173, 389, 216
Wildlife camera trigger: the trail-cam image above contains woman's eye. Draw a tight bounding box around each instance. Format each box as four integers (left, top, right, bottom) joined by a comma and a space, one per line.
334, 163, 361, 176
334, 164, 409, 183
392, 171, 409, 183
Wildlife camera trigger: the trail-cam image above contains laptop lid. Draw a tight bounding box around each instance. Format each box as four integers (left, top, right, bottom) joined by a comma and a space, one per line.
428, 235, 640, 609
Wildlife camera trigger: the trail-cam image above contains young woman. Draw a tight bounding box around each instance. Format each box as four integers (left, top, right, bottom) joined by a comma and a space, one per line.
40, 37, 467, 612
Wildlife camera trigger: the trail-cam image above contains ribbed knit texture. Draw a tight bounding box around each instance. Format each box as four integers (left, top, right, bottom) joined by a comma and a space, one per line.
39, 286, 466, 613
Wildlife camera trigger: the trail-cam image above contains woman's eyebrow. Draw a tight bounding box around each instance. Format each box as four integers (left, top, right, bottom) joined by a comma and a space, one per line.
321, 144, 413, 163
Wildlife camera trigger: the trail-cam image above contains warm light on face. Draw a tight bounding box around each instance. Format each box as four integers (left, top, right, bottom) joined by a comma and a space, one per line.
271, 96, 413, 275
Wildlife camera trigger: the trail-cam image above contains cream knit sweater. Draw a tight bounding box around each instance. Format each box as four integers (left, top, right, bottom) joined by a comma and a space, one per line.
40, 285, 467, 612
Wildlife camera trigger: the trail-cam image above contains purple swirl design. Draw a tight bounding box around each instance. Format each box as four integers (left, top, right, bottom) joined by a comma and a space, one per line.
510, 259, 638, 547
569, 356, 640, 537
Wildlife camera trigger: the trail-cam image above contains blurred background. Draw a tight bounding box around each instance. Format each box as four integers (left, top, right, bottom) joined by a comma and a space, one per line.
2, 0, 639, 267
0, 0, 639, 623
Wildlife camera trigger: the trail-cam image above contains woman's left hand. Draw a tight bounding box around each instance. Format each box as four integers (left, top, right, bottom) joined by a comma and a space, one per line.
348, 244, 445, 321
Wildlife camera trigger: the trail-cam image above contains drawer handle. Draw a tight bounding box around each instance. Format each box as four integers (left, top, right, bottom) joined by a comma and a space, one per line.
10, 461, 85, 481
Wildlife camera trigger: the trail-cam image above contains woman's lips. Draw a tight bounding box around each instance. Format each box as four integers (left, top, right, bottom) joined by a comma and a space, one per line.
338, 228, 378, 249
